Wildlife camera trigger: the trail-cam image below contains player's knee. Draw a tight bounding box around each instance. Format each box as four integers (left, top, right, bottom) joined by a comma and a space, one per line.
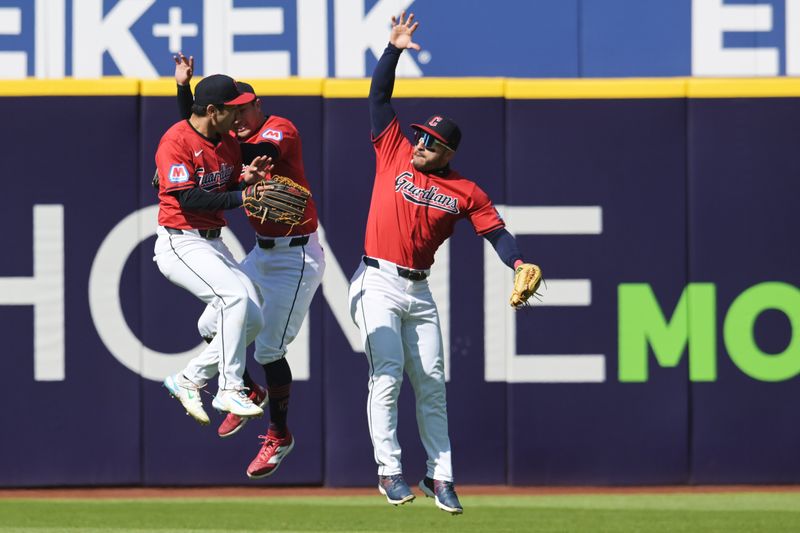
198, 323, 215, 340
221, 286, 250, 308
196, 305, 219, 339
417, 378, 446, 403
372, 359, 403, 380
423, 364, 445, 384
385, 377, 404, 399
247, 309, 264, 333
254, 348, 285, 366
371, 370, 403, 395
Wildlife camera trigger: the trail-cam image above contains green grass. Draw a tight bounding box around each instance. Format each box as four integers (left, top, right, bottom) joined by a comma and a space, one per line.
1, 493, 799, 532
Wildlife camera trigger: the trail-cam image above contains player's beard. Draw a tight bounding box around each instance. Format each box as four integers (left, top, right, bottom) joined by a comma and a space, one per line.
412, 153, 442, 173
411, 153, 427, 171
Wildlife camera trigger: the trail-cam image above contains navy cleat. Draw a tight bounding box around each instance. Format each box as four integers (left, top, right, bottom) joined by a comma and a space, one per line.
419, 476, 463, 514
378, 474, 415, 506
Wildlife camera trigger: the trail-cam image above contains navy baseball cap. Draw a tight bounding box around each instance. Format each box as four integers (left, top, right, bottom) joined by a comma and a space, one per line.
195, 74, 255, 107
411, 115, 462, 151
236, 81, 257, 96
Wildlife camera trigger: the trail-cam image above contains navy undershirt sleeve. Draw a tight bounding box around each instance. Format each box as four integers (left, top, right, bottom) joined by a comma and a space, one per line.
369, 44, 402, 137
240, 142, 280, 164
175, 188, 243, 211
177, 84, 193, 120
484, 228, 524, 269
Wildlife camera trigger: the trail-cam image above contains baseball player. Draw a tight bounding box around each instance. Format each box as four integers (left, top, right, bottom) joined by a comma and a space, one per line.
348, 13, 541, 514
172, 55, 326, 479
155, 74, 272, 425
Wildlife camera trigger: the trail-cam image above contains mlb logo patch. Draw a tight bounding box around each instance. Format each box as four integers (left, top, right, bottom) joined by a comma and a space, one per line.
168, 164, 190, 183
262, 129, 283, 142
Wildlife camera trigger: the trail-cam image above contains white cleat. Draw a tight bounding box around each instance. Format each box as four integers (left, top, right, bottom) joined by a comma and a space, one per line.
164, 374, 210, 425
212, 389, 264, 418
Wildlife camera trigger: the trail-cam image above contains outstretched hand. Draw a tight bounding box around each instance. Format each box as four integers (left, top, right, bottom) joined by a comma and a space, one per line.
174, 52, 194, 86
242, 156, 274, 185
390, 11, 420, 51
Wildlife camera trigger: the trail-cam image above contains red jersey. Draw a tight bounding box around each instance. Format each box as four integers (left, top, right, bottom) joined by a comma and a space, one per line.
156, 120, 243, 229
365, 118, 504, 270
242, 115, 318, 236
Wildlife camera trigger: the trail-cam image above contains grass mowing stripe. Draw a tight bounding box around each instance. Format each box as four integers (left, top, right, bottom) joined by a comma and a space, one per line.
4, 492, 799, 511
465, 492, 800, 511
1, 494, 800, 532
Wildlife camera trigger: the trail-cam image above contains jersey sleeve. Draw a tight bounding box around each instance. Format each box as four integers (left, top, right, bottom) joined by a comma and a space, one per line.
372, 117, 412, 175
256, 120, 297, 160
467, 183, 505, 236
156, 137, 197, 193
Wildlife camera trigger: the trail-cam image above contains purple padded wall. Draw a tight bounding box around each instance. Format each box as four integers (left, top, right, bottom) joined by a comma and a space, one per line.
0, 96, 141, 486
688, 98, 800, 483
1, 90, 798, 488
505, 99, 690, 484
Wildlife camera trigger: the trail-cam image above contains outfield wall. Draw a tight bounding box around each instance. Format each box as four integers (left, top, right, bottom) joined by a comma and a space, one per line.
0, 78, 797, 487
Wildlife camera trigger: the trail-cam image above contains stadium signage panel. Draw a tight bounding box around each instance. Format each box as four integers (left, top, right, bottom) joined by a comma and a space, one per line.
4, 0, 800, 78
0, 0, 421, 79
4, 204, 796, 385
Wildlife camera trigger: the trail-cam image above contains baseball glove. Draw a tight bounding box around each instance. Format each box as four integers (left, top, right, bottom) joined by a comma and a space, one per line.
509, 263, 543, 308
242, 175, 311, 226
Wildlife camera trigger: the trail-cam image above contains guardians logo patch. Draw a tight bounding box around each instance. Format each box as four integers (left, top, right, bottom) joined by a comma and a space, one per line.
394, 172, 459, 214
196, 163, 234, 191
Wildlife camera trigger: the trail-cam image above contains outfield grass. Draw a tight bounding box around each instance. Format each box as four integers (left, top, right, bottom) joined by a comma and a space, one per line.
1, 492, 799, 532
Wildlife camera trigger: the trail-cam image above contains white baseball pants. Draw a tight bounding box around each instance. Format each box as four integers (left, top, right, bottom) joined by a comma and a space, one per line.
348, 258, 453, 481
153, 226, 263, 391
197, 232, 325, 365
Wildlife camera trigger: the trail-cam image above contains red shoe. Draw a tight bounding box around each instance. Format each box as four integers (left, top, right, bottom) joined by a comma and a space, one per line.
246, 430, 295, 479
217, 383, 268, 438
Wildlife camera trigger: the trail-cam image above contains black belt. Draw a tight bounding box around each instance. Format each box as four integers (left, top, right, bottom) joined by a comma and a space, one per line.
363, 256, 428, 281
165, 227, 221, 239
257, 235, 310, 249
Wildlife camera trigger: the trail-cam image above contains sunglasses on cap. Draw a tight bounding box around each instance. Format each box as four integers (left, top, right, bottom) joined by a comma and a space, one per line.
414, 130, 454, 152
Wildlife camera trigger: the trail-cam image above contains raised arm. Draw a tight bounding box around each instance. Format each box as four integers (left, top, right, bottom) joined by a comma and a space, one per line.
369, 12, 420, 137
174, 52, 194, 120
